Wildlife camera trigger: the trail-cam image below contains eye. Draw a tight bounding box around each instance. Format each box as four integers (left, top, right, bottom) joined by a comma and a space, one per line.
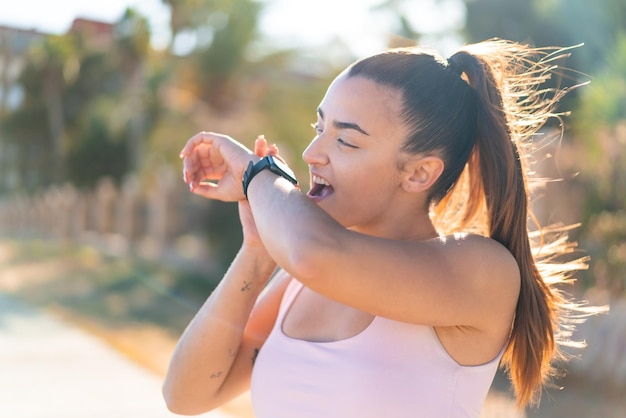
337, 138, 359, 149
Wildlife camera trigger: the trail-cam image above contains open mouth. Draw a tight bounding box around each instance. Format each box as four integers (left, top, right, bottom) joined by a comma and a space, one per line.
307, 174, 334, 200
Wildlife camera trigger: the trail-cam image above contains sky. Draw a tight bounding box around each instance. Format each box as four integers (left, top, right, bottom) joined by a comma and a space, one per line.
0, 0, 465, 57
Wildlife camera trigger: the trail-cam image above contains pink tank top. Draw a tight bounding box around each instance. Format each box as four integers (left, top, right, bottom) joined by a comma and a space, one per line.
250, 279, 503, 418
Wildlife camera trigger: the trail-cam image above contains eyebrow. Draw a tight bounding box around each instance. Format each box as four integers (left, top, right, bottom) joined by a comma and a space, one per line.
318, 108, 370, 136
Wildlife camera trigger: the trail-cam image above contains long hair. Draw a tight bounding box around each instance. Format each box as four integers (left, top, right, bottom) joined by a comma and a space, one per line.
348, 39, 598, 408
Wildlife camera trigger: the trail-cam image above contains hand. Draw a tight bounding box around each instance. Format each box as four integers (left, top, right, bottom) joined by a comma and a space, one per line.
239, 136, 279, 249
180, 132, 256, 202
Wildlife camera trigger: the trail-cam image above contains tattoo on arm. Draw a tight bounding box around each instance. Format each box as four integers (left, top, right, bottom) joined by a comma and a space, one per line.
228, 347, 236, 358
210, 371, 223, 379
241, 280, 252, 291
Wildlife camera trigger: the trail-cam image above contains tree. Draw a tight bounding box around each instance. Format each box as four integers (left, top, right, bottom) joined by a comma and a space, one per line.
192, 0, 263, 110
161, 0, 230, 52
571, 33, 626, 294
115, 8, 152, 172
0, 34, 77, 191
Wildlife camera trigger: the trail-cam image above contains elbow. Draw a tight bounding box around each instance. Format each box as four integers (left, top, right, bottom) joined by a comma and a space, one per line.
162, 381, 215, 416
162, 384, 192, 415
286, 252, 316, 283
283, 230, 340, 283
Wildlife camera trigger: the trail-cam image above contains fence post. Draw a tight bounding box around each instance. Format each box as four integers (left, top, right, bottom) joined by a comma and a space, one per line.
143, 166, 176, 258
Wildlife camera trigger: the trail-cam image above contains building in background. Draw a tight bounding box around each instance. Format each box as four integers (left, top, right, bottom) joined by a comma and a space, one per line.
67, 18, 114, 51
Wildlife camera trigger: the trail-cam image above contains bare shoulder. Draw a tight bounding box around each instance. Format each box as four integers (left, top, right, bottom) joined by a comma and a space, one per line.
431, 234, 521, 360
435, 233, 521, 309
441, 233, 518, 277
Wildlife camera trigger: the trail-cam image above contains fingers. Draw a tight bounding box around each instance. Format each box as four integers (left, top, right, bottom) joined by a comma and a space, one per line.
179, 131, 217, 158
180, 131, 267, 201
267, 143, 279, 156
254, 135, 268, 157
180, 132, 225, 186
255, 134, 280, 158
189, 181, 220, 199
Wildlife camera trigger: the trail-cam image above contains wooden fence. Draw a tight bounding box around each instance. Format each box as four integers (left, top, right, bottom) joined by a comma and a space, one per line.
0, 166, 215, 271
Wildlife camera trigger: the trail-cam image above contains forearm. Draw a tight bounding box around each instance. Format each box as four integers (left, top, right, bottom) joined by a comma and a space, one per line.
163, 246, 276, 413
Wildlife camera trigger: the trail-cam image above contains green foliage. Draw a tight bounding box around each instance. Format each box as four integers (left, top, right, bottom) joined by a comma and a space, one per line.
584, 211, 626, 294
575, 34, 626, 136
0, 7, 165, 192
193, 0, 263, 110
463, 0, 625, 112
258, 71, 333, 175
0, 101, 49, 190
201, 200, 243, 272
570, 33, 626, 294
64, 52, 119, 127
65, 98, 129, 189
465, 0, 564, 46
162, 0, 233, 40
115, 8, 151, 62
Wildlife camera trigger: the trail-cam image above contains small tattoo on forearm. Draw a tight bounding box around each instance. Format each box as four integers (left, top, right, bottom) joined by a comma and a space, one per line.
241, 280, 252, 291
211, 371, 223, 379
252, 348, 260, 365
228, 347, 236, 358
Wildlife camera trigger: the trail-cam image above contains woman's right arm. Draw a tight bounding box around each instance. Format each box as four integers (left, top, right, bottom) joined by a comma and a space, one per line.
162, 244, 291, 415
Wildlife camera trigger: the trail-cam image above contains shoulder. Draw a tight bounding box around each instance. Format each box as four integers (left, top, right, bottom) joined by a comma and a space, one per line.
437, 233, 518, 265
433, 233, 520, 294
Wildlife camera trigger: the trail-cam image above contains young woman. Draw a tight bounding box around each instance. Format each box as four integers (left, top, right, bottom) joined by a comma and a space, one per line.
164, 39, 587, 417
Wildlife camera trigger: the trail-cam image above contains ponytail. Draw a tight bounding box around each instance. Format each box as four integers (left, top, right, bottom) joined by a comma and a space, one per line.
436, 41, 587, 407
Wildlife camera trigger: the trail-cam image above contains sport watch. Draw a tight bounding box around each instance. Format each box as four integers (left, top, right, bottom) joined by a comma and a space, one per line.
242, 155, 299, 198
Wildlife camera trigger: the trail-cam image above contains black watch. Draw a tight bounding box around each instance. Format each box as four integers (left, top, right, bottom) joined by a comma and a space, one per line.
242, 155, 298, 198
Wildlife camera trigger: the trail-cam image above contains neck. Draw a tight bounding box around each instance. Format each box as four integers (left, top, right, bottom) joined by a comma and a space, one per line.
348, 212, 439, 241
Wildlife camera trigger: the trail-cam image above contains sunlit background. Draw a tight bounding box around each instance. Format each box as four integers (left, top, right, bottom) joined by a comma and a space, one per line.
0, 0, 625, 417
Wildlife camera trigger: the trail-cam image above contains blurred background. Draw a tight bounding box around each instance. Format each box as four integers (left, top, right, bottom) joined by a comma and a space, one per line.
0, 0, 624, 417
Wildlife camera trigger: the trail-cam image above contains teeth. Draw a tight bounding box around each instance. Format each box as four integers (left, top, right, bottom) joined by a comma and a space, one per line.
312, 175, 331, 186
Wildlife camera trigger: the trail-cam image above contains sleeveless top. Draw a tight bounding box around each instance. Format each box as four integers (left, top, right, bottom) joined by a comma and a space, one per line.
250, 279, 503, 418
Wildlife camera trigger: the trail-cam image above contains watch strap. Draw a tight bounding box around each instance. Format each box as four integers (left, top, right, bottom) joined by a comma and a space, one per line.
242, 155, 298, 198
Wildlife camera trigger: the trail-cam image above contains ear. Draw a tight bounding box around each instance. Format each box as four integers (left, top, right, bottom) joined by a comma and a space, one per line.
400, 155, 444, 194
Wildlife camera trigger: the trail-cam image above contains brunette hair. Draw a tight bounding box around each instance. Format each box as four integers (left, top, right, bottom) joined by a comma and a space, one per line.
347, 40, 593, 407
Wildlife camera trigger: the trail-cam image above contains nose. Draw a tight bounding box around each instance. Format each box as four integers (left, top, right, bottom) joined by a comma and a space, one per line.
302, 135, 328, 166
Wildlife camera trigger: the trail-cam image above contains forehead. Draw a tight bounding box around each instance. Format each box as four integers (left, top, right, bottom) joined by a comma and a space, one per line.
318, 74, 405, 130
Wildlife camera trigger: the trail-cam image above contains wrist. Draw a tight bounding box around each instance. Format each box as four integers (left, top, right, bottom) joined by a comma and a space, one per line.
238, 244, 277, 275
242, 155, 298, 199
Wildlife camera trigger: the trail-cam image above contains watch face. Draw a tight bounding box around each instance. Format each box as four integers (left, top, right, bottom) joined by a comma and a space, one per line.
269, 156, 297, 183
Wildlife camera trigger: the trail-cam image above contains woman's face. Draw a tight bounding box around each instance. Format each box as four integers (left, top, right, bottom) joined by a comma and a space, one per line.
302, 73, 414, 233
